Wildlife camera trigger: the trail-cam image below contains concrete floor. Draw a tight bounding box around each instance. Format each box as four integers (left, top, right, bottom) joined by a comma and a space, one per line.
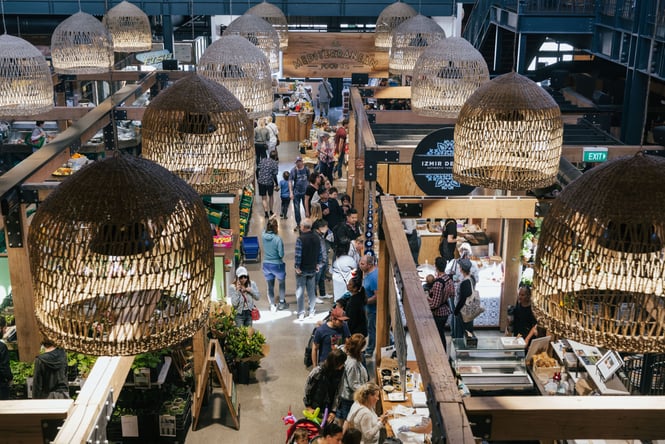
187, 123, 350, 442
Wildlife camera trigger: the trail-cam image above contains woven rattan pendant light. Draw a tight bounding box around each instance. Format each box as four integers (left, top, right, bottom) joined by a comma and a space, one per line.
246, 1, 288, 50
224, 14, 279, 73
198, 35, 272, 120
453, 72, 563, 190
51, 11, 114, 74
389, 14, 445, 76
411, 37, 489, 118
103, 0, 152, 53
141, 73, 255, 195
533, 153, 665, 353
0, 34, 53, 116
29, 154, 214, 355
375, 1, 417, 51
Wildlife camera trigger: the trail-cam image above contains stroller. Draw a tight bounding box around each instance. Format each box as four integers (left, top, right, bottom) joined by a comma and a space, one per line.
285, 418, 320, 443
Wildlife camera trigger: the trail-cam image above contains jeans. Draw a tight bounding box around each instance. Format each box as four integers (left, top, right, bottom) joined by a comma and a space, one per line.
319, 101, 330, 117
263, 262, 286, 305
318, 161, 334, 184
334, 150, 345, 178
365, 308, 376, 356
280, 197, 291, 218
235, 309, 253, 327
316, 263, 328, 296
293, 193, 305, 227
295, 270, 317, 315
433, 315, 450, 352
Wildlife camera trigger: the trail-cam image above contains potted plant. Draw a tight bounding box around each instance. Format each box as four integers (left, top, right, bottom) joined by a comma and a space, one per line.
9, 360, 33, 399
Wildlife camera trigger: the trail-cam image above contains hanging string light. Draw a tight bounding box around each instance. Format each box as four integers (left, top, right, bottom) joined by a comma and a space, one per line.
388, 14, 446, 76
246, 1, 288, 50
103, 0, 152, 53
375, 1, 417, 51
223, 14, 280, 73
411, 37, 489, 118
29, 154, 215, 355
198, 35, 273, 120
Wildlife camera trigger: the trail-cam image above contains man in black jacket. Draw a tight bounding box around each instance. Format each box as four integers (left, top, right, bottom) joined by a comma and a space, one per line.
0, 317, 11, 400
295, 218, 322, 320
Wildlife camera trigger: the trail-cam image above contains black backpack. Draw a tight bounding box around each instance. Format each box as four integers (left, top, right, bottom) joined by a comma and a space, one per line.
304, 327, 317, 368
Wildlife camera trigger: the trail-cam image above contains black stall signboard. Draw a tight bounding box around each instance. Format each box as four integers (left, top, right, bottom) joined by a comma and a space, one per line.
411, 127, 475, 196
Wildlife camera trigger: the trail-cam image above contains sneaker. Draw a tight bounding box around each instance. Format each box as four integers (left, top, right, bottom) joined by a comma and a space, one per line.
270, 304, 277, 312
320, 294, 333, 299
309, 310, 317, 318
277, 301, 289, 311
298, 313, 305, 321
315, 297, 325, 304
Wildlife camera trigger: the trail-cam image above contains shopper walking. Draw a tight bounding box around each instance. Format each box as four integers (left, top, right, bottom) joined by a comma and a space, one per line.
336, 334, 369, 426
295, 218, 322, 320
289, 157, 310, 231
334, 118, 349, 180
317, 78, 334, 118
257, 150, 279, 218
452, 258, 476, 339
279, 171, 291, 219
262, 217, 289, 312
317, 131, 335, 184
428, 256, 454, 351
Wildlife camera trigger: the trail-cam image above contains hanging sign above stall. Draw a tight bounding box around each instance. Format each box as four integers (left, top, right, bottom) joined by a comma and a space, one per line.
411, 127, 475, 196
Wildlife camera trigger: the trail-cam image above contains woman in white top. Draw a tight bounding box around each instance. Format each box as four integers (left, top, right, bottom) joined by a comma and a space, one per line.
229, 266, 260, 327
331, 242, 358, 302
344, 382, 389, 444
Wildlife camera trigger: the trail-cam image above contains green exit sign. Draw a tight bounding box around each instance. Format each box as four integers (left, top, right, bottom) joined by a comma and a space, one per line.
583, 147, 608, 163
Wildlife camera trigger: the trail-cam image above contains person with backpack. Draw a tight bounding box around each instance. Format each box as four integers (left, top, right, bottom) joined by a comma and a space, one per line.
452, 258, 476, 338
336, 334, 368, 426
289, 157, 310, 231
303, 348, 347, 425
428, 256, 454, 352
311, 307, 351, 365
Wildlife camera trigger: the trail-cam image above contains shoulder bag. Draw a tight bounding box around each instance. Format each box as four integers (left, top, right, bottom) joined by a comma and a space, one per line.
460, 278, 484, 322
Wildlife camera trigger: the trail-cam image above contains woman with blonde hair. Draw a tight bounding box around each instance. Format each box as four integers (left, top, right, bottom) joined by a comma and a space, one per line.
310, 201, 323, 223
344, 383, 389, 443
336, 334, 368, 425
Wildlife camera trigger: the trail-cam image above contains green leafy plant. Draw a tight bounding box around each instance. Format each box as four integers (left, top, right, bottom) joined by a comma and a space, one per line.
9, 360, 33, 385
131, 349, 170, 372
225, 326, 266, 361
67, 352, 98, 378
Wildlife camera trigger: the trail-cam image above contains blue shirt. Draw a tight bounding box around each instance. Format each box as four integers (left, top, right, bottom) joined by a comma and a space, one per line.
279, 179, 290, 198
364, 269, 378, 313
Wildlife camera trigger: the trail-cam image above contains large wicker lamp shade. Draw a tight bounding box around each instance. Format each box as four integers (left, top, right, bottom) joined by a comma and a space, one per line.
375, 1, 417, 51
141, 73, 255, 195
453, 72, 563, 190
51, 11, 114, 74
103, 0, 152, 53
0, 34, 53, 117
29, 154, 214, 355
198, 35, 272, 120
224, 14, 279, 73
246, 1, 288, 50
389, 14, 445, 76
411, 37, 489, 118
533, 153, 665, 353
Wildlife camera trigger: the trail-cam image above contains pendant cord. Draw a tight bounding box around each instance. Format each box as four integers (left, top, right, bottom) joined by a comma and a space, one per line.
640, 0, 660, 148
78, 0, 82, 12
1, 0, 7, 35
190, 0, 195, 41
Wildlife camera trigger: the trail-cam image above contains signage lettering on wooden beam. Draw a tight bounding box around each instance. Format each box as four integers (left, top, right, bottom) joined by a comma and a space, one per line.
282, 33, 389, 78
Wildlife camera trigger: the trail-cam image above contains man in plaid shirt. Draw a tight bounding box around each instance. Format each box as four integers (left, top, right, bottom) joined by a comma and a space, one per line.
428, 256, 454, 352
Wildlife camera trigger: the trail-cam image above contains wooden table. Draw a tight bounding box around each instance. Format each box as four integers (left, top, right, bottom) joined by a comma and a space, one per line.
377, 361, 421, 436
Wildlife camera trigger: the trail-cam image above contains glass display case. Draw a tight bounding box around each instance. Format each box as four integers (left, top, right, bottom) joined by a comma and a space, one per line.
450, 337, 534, 392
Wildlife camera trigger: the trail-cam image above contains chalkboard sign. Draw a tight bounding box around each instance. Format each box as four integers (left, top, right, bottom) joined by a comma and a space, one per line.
411, 127, 475, 196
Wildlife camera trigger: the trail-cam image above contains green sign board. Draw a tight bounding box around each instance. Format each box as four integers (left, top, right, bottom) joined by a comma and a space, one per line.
583, 147, 608, 163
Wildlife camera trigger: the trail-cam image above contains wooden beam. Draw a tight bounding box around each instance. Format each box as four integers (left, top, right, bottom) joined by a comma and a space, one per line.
54, 356, 134, 444
0, 399, 72, 443
395, 196, 537, 219
380, 196, 476, 443
464, 396, 665, 440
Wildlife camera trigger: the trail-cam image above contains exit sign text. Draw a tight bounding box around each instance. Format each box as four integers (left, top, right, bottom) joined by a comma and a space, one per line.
583, 147, 608, 162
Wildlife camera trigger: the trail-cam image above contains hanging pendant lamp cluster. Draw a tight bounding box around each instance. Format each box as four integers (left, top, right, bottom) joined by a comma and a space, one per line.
533, 153, 665, 353
29, 154, 215, 355
51, 11, 114, 74
224, 14, 280, 73
141, 73, 255, 195
198, 35, 273, 120
103, 0, 152, 53
0, 34, 53, 116
411, 37, 489, 118
453, 72, 563, 190
375, 1, 417, 51
388, 14, 446, 76
246, 1, 289, 50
